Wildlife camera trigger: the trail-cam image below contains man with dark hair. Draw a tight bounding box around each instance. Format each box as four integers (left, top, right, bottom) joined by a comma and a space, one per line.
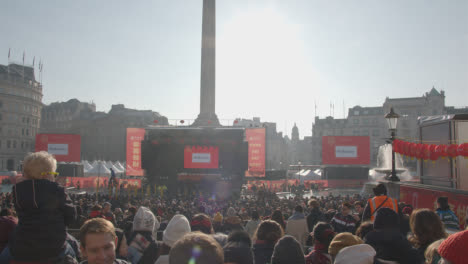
224, 231, 254, 264
436, 196, 460, 230
169, 232, 224, 264
286, 205, 309, 247
362, 183, 399, 222
330, 202, 357, 234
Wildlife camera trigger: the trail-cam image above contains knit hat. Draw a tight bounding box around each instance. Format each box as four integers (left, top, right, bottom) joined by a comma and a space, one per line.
213, 212, 223, 223
223, 242, 254, 264
438, 230, 468, 264
163, 214, 191, 247
227, 207, 236, 217
334, 244, 376, 264
402, 206, 413, 215
374, 208, 399, 230
133, 207, 158, 232
271, 235, 305, 264
328, 232, 363, 257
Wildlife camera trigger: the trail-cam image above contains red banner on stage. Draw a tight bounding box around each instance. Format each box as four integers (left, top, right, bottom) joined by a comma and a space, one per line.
245, 128, 266, 177
59, 176, 141, 189
183, 146, 219, 169
400, 185, 468, 229
126, 128, 145, 176
35, 134, 81, 162
322, 136, 370, 165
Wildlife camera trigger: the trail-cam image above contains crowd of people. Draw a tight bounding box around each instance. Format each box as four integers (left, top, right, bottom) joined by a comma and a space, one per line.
0, 151, 467, 264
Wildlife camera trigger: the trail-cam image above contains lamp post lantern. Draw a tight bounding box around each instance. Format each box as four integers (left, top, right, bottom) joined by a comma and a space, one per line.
385, 107, 400, 181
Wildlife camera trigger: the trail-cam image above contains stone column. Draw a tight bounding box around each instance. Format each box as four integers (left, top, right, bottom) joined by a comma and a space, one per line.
194, 0, 220, 126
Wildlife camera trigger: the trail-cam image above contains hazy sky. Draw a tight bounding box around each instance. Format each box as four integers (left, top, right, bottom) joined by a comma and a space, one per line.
2, 0, 467, 138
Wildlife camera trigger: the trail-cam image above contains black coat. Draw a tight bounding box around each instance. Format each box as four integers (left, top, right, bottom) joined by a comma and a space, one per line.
365, 229, 424, 264
9, 179, 76, 261
307, 208, 325, 232
253, 242, 275, 264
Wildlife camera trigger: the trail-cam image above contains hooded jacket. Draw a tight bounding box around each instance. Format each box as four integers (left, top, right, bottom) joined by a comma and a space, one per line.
9, 179, 76, 261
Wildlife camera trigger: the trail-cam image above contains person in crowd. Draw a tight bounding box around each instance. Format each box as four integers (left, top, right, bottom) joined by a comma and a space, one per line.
365, 208, 423, 264
155, 214, 191, 264
223, 230, 254, 264
114, 208, 124, 225
190, 213, 214, 234
102, 202, 116, 225
424, 239, 444, 264
245, 210, 261, 239
89, 204, 103, 219
328, 232, 363, 261
307, 199, 325, 234
334, 244, 376, 264
362, 183, 399, 222
409, 208, 447, 260
222, 207, 244, 234
0, 208, 17, 253
271, 235, 305, 264
286, 205, 309, 247
7, 151, 77, 262
169, 232, 224, 264
400, 205, 412, 236
305, 222, 336, 264
353, 201, 365, 228
212, 211, 223, 233
355, 221, 374, 240
127, 207, 161, 263
253, 220, 284, 264
330, 202, 357, 234
437, 230, 468, 264
271, 209, 286, 231
436, 196, 460, 231
79, 218, 129, 264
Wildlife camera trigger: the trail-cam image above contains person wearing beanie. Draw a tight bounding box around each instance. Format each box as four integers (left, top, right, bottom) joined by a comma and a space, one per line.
190, 213, 213, 234
305, 222, 335, 264
155, 214, 191, 264
365, 208, 422, 264
271, 235, 305, 264
334, 244, 376, 264
436, 196, 460, 231
127, 207, 161, 264
222, 207, 244, 235
437, 230, 468, 264
213, 212, 224, 233
328, 232, 363, 260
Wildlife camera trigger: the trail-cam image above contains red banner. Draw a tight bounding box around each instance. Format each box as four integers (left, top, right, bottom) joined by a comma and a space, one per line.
35, 134, 81, 162
400, 185, 468, 229
183, 146, 219, 169
245, 128, 266, 177
322, 136, 370, 165
126, 128, 145, 176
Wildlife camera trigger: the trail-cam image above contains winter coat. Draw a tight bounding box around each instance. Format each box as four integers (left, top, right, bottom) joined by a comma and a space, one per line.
0, 216, 17, 253
286, 212, 309, 247
127, 231, 161, 264
307, 208, 325, 232
222, 216, 244, 234
305, 243, 332, 264
9, 179, 76, 261
365, 229, 424, 264
253, 240, 276, 264
245, 219, 261, 238
330, 213, 357, 234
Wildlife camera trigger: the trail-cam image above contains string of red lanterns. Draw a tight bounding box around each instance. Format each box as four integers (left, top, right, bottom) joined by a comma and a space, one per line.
393, 140, 468, 161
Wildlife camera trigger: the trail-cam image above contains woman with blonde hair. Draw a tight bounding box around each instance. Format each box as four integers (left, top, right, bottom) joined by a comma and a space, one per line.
6, 151, 77, 262
252, 220, 284, 264
409, 208, 447, 260
424, 239, 444, 264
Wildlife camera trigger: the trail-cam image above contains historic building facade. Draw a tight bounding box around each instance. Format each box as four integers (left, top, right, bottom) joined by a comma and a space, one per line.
312, 88, 465, 167
40, 100, 168, 161
0, 64, 43, 171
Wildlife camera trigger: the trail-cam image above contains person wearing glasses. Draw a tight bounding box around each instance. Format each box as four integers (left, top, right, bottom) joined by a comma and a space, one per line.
1, 151, 77, 263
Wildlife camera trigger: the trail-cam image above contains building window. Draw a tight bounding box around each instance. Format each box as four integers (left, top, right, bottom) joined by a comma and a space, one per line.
26, 129, 29, 136
7, 140, 11, 148
13, 141, 16, 148
22, 128, 24, 135
372, 129, 380, 136
0, 113, 2, 121
353, 119, 359, 124
0, 100, 2, 108
362, 130, 369, 136
21, 141, 24, 149
354, 110, 359, 115
353, 130, 360, 135
363, 119, 369, 125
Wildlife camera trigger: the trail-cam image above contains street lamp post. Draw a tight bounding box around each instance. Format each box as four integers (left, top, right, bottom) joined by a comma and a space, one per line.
385, 107, 400, 182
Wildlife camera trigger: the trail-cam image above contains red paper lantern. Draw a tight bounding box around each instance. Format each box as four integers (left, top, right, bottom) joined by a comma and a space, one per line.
415, 144, 423, 159
447, 144, 458, 158
435, 145, 448, 158
403, 141, 410, 156
458, 143, 468, 158
429, 144, 439, 161
422, 144, 431, 160
410, 143, 418, 158
393, 140, 401, 154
